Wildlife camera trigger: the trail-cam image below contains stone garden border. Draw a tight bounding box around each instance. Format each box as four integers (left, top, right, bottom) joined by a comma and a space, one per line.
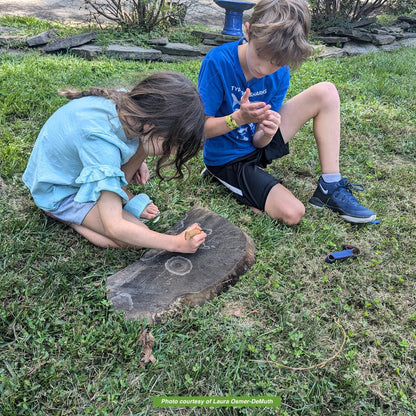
1, 15, 416, 61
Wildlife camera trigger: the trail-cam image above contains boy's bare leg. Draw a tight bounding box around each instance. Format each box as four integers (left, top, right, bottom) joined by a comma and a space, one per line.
258, 82, 340, 225
279, 81, 340, 174
264, 183, 305, 225
277, 81, 376, 223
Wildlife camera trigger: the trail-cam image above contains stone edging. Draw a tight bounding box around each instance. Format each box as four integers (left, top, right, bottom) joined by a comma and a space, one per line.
1, 19, 416, 62
314, 16, 416, 58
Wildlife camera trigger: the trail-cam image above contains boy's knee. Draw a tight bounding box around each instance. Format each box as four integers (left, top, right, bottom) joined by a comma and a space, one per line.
283, 204, 305, 225
317, 82, 339, 106
268, 201, 305, 225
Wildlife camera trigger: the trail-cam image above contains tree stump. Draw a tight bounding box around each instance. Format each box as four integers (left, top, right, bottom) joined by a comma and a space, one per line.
106, 206, 255, 323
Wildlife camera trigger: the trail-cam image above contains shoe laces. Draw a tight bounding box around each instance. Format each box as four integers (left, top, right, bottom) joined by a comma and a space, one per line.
335, 179, 365, 204
346, 181, 365, 193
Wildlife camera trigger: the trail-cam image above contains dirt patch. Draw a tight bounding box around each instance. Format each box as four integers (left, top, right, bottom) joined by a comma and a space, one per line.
0, 0, 91, 24
0, 0, 228, 29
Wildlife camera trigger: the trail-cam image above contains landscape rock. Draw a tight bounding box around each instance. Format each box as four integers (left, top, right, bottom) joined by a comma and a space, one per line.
0, 26, 18, 32
71, 44, 103, 60
43, 31, 97, 52
156, 42, 201, 56
370, 34, 396, 46
401, 38, 416, 48
314, 36, 349, 45
349, 29, 373, 43
379, 41, 402, 52
26, 29, 57, 46
350, 17, 378, 28
342, 41, 379, 56
149, 37, 169, 46
104, 44, 162, 61
397, 16, 416, 24
318, 46, 347, 59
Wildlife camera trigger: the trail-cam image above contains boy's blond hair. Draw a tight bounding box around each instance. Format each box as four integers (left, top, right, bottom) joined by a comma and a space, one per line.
248, 0, 313, 69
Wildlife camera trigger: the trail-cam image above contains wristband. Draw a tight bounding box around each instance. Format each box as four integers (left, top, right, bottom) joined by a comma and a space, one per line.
225, 114, 239, 130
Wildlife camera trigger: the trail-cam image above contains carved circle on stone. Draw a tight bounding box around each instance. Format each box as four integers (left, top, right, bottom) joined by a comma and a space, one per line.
165, 256, 193, 275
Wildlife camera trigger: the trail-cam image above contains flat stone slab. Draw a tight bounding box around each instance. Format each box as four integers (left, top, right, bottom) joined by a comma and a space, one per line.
107, 206, 255, 323
26, 29, 57, 47
156, 42, 201, 56
343, 41, 380, 56
71, 44, 103, 60
104, 44, 162, 61
43, 32, 97, 52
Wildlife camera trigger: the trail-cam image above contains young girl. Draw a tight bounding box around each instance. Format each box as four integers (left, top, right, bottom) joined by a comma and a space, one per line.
23, 71, 207, 253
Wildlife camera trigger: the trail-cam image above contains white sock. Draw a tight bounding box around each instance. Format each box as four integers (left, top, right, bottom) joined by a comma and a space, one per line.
322, 173, 341, 183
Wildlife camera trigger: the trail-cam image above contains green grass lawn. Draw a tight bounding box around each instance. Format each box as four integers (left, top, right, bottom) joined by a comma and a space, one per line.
1, 23, 416, 415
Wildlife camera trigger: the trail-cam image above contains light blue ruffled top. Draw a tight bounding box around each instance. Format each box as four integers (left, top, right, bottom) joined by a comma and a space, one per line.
22, 96, 139, 211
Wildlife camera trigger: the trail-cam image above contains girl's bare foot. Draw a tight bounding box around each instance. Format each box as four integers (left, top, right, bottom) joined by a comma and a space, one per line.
140, 202, 159, 220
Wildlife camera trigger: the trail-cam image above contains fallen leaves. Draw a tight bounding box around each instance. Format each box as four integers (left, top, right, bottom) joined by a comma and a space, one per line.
136, 329, 156, 367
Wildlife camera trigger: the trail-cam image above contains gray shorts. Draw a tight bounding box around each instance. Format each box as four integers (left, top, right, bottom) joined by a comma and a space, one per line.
46, 194, 95, 225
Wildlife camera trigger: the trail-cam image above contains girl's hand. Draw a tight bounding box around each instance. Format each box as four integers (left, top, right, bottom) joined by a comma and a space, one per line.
177, 223, 207, 253
133, 161, 150, 185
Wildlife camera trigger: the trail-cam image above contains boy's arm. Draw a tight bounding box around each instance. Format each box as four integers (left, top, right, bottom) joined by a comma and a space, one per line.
204, 112, 241, 138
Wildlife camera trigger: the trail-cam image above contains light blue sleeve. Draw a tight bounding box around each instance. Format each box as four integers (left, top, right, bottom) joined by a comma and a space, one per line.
75, 165, 129, 204
73, 133, 133, 204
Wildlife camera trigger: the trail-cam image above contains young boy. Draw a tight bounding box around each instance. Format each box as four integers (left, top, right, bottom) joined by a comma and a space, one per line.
198, 0, 376, 225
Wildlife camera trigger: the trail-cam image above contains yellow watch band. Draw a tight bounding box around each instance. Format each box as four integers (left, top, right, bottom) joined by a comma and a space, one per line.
225, 114, 239, 130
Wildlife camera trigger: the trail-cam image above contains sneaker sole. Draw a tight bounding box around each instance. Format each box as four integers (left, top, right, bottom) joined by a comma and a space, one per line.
200, 167, 209, 177
309, 200, 376, 223
340, 213, 377, 223
309, 197, 325, 209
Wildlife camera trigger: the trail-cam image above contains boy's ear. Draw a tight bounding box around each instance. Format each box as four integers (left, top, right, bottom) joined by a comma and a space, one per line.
244, 22, 250, 40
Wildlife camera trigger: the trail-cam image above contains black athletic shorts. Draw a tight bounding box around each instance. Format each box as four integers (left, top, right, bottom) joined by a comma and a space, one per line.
205, 129, 289, 211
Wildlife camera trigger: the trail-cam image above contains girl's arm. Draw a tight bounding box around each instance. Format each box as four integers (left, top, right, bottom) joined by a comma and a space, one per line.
121, 144, 147, 184
97, 191, 206, 253
121, 144, 150, 201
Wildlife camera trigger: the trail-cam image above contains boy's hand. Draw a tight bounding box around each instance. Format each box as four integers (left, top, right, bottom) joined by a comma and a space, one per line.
236, 88, 271, 125
253, 110, 281, 148
258, 110, 281, 136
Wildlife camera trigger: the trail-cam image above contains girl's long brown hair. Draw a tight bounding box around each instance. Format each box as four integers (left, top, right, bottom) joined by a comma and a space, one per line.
59, 71, 205, 180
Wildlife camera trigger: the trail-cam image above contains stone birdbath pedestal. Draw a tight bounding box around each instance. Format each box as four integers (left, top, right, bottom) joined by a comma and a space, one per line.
214, 0, 256, 36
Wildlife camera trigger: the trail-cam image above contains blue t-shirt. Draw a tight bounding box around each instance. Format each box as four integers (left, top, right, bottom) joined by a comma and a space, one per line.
22, 96, 139, 211
198, 39, 290, 166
